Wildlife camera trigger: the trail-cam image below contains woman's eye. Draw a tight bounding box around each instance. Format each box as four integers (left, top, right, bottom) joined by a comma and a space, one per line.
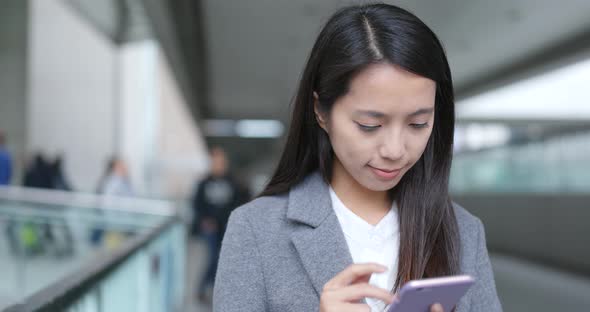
356, 123, 380, 132
410, 123, 429, 129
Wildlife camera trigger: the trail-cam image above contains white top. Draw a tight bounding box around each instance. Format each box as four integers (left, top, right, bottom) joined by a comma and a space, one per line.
330, 187, 400, 312
101, 174, 134, 196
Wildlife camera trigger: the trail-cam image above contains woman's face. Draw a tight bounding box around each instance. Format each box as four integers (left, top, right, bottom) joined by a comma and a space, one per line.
315, 63, 436, 192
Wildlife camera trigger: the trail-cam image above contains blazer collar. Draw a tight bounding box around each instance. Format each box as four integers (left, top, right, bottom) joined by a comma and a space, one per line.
287, 171, 354, 296
286, 171, 333, 228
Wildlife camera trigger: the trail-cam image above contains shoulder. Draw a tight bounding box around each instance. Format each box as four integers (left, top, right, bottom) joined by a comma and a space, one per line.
451, 201, 488, 267
452, 201, 486, 251
227, 194, 289, 228
452, 201, 483, 234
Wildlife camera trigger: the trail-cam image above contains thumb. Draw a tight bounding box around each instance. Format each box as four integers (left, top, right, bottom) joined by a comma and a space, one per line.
430, 303, 444, 312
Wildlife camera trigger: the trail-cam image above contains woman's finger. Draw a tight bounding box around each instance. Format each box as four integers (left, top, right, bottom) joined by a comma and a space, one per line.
430, 303, 444, 312
336, 283, 394, 304
343, 303, 372, 312
325, 263, 387, 289
350, 272, 371, 285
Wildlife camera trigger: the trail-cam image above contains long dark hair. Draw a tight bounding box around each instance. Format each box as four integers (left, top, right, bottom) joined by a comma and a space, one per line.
260, 3, 460, 291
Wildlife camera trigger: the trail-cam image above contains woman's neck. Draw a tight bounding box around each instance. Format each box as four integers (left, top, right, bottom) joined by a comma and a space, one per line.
330, 159, 392, 225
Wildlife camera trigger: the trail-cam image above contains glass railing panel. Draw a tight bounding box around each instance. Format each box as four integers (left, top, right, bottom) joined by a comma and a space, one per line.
451, 131, 590, 194
0, 186, 180, 311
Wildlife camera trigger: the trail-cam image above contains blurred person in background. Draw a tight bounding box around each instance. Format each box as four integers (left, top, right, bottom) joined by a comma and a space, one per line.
46, 154, 75, 256
192, 146, 243, 304
0, 131, 11, 185
23, 153, 75, 191
49, 154, 72, 191
91, 157, 134, 247
17, 152, 75, 257
97, 156, 134, 196
23, 153, 53, 189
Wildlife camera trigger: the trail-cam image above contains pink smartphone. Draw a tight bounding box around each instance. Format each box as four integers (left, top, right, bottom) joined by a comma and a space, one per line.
386, 275, 475, 312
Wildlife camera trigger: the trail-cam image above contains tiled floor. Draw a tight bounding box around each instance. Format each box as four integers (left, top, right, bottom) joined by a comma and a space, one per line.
491, 254, 590, 312
184, 237, 213, 312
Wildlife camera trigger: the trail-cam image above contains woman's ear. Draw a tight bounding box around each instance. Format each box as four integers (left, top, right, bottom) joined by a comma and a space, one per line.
313, 91, 328, 131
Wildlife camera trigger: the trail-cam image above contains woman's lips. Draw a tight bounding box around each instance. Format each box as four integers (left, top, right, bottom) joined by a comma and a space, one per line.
369, 165, 402, 180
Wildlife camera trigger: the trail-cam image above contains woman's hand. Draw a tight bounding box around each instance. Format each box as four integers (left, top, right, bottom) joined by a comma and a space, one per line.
320, 263, 393, 312
319, 263, 446, 312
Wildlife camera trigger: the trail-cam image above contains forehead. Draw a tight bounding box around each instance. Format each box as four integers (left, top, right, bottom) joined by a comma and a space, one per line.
343, 63, 436, 112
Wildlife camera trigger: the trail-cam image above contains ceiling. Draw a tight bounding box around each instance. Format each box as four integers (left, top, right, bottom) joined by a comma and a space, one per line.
65, 0, 590, 175
66, 0, 152, 43
199, 0, 590, 121
66, 0, 590, 122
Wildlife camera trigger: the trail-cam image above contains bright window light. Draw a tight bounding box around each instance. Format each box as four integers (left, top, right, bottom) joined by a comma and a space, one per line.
204, 119, 284, 138
235, 120, 284, 138
457, 58, 590, 120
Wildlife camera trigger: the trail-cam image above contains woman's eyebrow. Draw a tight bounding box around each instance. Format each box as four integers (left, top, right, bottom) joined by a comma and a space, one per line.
354, 107, 434, 118
354, 110, 386, 118
408, 107, 434, 117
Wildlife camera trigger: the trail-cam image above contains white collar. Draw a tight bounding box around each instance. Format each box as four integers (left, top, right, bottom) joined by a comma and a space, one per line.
329, 186, 398, 244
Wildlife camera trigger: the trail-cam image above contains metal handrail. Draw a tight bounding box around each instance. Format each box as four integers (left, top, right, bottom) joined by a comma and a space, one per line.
0, 186, 182, 311
1, 213, 179, 312
0, 186, 175, 216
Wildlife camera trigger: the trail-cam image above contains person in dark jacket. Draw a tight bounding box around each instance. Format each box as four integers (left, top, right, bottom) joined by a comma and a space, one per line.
192, 147, 245, 303
23, 154, 53, 189
48, 154, 72, 191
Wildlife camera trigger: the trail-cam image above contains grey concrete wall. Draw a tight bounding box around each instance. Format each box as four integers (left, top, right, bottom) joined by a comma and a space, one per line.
453, 194, 590, 311
27, 0, 117, 191
0, 0, 29, 183
26, 0, 208, 196
454, 194, 590, 275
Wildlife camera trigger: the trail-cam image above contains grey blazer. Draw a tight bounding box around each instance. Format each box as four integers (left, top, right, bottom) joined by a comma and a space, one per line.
213, 172, 502, 311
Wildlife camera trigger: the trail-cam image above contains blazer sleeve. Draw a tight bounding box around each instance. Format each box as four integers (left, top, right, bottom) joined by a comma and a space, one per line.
213, 208, 267, 311
470, 219, 503, 311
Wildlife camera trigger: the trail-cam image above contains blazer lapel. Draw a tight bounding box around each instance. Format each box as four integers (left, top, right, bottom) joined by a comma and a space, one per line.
288, 172, 353, 296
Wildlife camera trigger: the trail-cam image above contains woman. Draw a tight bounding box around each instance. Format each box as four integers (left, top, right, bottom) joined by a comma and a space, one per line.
96, 157, 134, 196
213, 3, 502, 312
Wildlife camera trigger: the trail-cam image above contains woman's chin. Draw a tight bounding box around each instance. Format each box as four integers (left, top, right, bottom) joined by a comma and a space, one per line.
358, 175, 400, 192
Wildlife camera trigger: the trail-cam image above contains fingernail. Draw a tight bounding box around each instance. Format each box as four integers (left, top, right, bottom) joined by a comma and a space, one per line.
431, 303, 443, 312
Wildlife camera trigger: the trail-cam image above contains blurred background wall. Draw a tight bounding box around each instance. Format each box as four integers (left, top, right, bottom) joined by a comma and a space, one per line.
3, 0, 209, 198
